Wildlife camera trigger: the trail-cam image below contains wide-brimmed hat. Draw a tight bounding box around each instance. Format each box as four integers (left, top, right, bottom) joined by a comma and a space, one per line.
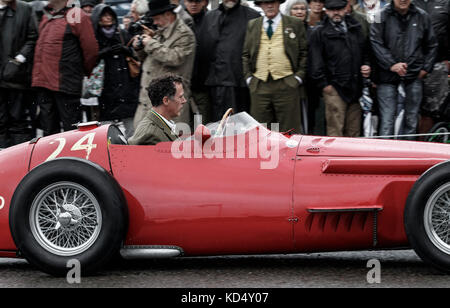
324, 0, 347, 9
254, 0, 286, 5
147, 0, 177, 17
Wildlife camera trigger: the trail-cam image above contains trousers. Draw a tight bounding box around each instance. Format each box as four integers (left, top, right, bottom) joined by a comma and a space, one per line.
249, 76, 302, 133
377, 79, 423, 139
0, 88, 35, 148
36, 88, 81, 136
322, 86, 361, 137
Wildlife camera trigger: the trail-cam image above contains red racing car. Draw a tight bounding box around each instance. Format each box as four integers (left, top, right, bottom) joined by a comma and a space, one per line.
1, 112, 450, 276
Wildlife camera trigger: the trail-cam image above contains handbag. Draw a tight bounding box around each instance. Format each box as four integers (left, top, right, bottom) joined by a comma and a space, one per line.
119, 31, 141, 78
126, 56, 141, 78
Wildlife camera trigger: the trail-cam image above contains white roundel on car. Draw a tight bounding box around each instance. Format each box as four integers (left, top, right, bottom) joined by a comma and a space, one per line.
0, 196, 4, 210
286, 140, 299, 148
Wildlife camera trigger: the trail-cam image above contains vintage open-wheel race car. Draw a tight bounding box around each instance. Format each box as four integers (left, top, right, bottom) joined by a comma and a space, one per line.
1, 111, 450, 276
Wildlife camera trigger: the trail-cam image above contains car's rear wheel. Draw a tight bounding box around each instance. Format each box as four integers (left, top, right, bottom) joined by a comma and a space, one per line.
405, 161, 450, 272
10, 158, 128, 276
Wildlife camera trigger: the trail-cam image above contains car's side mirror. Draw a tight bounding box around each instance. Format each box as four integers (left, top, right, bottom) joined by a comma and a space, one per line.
194, 124, 211, 145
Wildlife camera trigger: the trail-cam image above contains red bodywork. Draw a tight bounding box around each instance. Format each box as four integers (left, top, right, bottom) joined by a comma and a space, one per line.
1, 123, 450, 258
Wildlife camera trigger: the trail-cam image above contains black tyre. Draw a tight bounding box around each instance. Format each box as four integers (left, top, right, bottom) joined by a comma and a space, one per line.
9, 158, 128, 276
405, 161, 450, 272
426, 122, 450, 143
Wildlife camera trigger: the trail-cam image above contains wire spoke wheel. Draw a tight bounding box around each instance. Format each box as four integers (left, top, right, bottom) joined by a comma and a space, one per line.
10, 159, 127, 276
424, 183, 450, 255
29, 182, 102, 257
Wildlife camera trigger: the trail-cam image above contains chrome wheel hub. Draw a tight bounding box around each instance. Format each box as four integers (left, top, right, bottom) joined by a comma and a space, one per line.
57, 204, 82, 231
30, 182, 102, 256
424, 183, 450, 255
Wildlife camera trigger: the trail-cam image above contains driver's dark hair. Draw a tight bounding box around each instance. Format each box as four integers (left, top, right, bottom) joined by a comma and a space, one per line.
147, 75, 184, 107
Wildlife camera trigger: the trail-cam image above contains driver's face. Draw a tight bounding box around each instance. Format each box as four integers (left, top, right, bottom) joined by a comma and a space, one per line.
166, 82, 186, 119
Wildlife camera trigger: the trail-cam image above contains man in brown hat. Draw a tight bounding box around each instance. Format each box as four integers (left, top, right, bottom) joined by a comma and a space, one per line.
242, 0, 308, 133
132, 0, 195, 129
309, 0, 371, 137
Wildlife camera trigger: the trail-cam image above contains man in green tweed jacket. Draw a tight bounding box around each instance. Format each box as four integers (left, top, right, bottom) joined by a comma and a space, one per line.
242, 0, 308, 133
128, 75, 186, 145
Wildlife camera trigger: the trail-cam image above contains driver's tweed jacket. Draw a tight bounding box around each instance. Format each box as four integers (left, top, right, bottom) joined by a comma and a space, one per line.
128, 110, 178, 145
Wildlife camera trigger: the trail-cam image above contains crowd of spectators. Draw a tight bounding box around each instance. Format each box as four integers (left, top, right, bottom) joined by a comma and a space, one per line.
0, 0, 448, 149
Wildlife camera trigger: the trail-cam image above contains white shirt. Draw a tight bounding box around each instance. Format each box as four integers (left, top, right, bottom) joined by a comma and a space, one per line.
263, 12, 282, 34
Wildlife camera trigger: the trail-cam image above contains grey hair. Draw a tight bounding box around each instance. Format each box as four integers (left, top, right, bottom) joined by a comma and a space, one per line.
282, 0, 309, 16
131, 0, 149, 15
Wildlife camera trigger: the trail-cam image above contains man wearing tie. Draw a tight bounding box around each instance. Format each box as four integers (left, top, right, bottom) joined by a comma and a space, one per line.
242, 0, 308, 133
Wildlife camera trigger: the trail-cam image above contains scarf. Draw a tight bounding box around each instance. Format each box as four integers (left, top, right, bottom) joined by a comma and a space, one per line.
101, 25, 116, 38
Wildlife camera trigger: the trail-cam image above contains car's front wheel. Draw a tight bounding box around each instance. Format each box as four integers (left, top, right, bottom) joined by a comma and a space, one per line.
405, 161, 450, 272
9, 158, 128, 276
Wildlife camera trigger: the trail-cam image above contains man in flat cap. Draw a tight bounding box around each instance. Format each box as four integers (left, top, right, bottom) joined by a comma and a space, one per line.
242, 0, 308, 133
309, 0, 371, 137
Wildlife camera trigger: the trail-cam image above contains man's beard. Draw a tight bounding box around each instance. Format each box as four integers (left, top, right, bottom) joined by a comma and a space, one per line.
332, 14, 343, 23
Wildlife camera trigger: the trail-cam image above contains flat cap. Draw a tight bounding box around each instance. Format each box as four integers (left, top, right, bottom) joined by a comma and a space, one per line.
324, 0, 347, 9
254, 0, 286, 5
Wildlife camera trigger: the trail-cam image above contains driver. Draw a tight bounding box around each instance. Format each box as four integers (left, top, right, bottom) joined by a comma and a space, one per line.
128, 75, 186, 145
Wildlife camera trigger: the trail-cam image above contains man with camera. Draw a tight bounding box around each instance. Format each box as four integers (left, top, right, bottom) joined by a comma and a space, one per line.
0, 0, 38, 148
132, 0, 195, 129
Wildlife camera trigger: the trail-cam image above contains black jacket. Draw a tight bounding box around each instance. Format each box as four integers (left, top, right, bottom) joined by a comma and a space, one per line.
0, 0, 38, 89
199, 1, 260, 88
414, 0, 449, 62
91, 4, 139, 121
190, 9, 209, 91
370, 3, 438, 84
309, 15, 370, 103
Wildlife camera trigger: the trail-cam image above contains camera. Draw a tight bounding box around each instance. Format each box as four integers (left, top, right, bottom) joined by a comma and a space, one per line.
128, 12, 157, 36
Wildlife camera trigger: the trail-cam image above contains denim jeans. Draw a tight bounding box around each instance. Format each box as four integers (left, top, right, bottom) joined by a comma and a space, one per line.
377, 79, 423, 140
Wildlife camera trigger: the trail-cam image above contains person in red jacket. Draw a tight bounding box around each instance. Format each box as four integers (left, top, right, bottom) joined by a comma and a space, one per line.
32, 0, 98, 136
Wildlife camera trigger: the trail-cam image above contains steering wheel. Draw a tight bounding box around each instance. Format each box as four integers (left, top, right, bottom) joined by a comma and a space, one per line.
214, 108, 233, 137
